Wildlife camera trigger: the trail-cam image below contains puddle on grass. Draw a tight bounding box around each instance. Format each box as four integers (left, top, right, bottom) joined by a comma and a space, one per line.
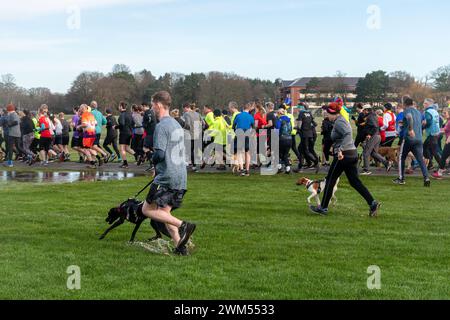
0, 170, 144, 184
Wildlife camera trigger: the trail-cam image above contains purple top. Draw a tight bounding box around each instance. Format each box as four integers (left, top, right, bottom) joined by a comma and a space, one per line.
72, 115, 80, 138
444, 121, 450, 139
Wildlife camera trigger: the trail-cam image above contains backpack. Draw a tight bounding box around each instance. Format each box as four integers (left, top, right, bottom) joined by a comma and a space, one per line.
280, 117, 292, 137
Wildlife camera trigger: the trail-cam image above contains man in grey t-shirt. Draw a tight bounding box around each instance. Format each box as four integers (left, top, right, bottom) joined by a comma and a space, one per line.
142, 91, 196, 256
182, 103, 203, 170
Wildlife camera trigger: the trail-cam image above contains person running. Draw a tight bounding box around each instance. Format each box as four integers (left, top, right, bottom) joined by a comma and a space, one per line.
233, 102, 255, 176
254, 103, 267, 166
59, 113, 71, 161
432, 107, 450, 179
352, 103, 367, 148
297, 105, 319, 172
117, 102, 135, 169
229, 101, 241, 127
103, 108, 120, 163
393, 98, 431, 187
131, 104, 145, 165
381, 103, 397, 147
70, 106, 85, 163
141, 91, 196, 256
182, 103, 202, 171
143, 102, 158, 171
4, 104, 26, 167
284, 104, 301, 168
52, 114, 63, 156
361, 105, 392, 175
309, 103, 381, 217
321, 109, 334, 166
37, 104, 53, 166
90, 101, 109, 164
78, 104, 98, 169
210, 109, 228, 170
275, 108, 293, 174
422, 98, 442, 169
265, 102, 277, 154
20, 110, 37, 165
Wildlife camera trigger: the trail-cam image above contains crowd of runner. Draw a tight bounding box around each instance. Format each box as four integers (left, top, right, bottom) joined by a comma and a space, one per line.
1, 95, 449, 182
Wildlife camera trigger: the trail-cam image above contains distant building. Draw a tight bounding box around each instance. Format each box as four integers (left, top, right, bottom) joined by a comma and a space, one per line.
281, 77, 362, 106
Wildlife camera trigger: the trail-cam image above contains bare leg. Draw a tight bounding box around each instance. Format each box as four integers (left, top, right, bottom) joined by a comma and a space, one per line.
142, 202, 182, 231
166, 223, 181, 246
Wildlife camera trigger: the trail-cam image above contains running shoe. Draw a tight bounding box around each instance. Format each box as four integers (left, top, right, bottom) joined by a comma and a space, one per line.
369, 201, 381, 217
177, 222, 196, 251
392, 178, 405, 185
309, 206, 328, 216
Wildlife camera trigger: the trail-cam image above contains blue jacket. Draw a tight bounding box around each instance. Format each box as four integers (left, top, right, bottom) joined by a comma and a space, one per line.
424, 106, 440, 137
91, 109, 107, 135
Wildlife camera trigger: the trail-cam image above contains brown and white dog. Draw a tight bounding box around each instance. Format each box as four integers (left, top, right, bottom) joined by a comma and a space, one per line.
296, 177, 339, 206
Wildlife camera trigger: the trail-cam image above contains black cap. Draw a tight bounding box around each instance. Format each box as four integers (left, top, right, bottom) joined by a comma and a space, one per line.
384, 103, 393, 110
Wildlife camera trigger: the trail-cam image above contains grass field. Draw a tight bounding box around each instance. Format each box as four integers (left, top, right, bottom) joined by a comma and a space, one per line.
0, 172, 449, 300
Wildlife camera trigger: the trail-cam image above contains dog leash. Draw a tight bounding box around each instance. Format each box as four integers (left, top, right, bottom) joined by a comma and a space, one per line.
133, 179, 155, 199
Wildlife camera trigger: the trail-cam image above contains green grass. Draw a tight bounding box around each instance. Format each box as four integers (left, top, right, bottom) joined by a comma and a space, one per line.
0, 173, 449, 300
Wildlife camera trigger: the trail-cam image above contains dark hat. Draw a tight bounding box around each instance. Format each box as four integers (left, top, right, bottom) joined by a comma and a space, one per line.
326, 102, 342, 115
384, 103, 393, 110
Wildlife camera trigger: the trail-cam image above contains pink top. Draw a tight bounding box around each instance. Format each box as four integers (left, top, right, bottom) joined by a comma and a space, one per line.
444, 121, 450, 138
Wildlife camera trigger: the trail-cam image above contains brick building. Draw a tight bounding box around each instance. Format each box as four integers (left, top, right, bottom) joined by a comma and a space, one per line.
281, 77, 361, 106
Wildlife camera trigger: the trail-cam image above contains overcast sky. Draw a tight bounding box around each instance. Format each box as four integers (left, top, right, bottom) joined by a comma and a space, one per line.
1, 0, 449, 93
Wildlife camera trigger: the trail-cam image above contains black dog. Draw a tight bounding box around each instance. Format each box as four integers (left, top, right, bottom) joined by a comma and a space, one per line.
99, 198, 171, 242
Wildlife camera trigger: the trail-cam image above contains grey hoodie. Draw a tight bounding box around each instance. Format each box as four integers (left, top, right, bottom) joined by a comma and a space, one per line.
7, 112, 21, 138
331, 115, 356, 154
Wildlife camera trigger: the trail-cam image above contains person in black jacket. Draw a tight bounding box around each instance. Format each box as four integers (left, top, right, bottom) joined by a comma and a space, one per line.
103, 108, 120, 163
143, 102, 158, 170
116, 102, 135, 168
361, 105, 391, 175
21, 110, 36, 164
297, 108, 319, 171
321, 109, 334, 166
352, 103, 367, 148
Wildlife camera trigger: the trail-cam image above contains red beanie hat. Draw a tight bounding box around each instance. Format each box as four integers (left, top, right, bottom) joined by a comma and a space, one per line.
6, 104, 16, 112
326, 102, 342, 115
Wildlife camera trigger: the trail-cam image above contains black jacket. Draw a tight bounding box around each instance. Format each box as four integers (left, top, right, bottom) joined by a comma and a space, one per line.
321, 118, 334, 142
20, 117, 35, 135
106, 115, 118, 138
118, 111, 134, 136
365, 112, 380, 137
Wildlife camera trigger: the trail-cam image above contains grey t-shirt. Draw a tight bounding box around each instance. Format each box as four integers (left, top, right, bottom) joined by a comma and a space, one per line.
154, 116, 187, 190
182, 111, 202, 140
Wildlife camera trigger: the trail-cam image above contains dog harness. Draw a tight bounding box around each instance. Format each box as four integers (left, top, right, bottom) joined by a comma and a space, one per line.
306, 180, 324, 194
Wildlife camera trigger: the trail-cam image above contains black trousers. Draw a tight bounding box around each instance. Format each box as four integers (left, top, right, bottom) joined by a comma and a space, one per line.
354, 132, 365, 149
131, 134, 144, 157
6, 136, 26, 161
279, 138, 292, 166
423, 135, 441, 165
322, 139, 333, 162
299, 136, 318, 165
291, 136, 301, 163
321, 151, 375, 209
103, 135, 120, 156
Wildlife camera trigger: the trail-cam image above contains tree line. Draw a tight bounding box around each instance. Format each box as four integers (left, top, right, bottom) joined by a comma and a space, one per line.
0, 64, 280, 114
1, 64, 450, 113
